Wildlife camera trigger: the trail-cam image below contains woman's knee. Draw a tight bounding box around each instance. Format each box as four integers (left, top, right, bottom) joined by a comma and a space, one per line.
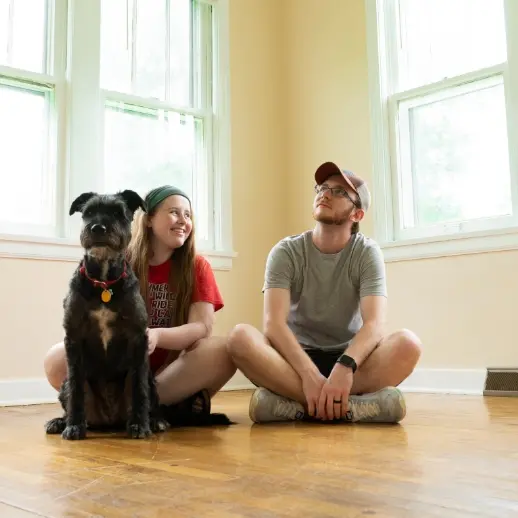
44, 342, 67, 390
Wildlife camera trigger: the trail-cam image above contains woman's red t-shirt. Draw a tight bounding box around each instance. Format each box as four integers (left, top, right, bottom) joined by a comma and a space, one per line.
147, 255, 223, 373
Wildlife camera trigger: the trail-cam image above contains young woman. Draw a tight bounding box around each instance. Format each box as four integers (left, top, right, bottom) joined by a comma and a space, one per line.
43, 185, 236, 422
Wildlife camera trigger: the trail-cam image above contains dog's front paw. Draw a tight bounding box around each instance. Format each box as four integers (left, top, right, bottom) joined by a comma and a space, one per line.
127, 422, 152, 439
62, 424, 87, 440
150, 417, 169, 433
45, 417, 66, 434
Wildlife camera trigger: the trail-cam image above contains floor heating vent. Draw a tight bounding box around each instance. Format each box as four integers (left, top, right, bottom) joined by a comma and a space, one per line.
484, 368, 518, 396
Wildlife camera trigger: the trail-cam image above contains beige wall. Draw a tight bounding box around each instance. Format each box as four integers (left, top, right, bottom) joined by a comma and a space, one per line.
386, 251, 518, 368
284, 0, 375, 236
1, 0, 516, 383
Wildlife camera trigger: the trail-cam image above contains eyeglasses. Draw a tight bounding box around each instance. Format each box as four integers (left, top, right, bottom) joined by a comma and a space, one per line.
314, 184, 361, 208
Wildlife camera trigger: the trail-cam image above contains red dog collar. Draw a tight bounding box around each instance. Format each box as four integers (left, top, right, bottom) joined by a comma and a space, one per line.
80, 261, 128, 303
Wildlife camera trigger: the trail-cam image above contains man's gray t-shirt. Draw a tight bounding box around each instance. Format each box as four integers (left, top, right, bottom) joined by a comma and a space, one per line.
263, 231, 387, 352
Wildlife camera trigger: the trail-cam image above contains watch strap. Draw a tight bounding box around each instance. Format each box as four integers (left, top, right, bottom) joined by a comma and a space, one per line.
337, 354, 357, 373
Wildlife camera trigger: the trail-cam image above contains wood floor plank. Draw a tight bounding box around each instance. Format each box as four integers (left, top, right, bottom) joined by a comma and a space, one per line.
0, 391, 517, 517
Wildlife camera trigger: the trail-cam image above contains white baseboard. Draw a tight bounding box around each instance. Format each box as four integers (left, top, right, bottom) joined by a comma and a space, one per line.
0, 368, 487, 407
0, 378, 58, 407
0, 372, 255, 407
224, 369, 489, 396
399, 368, 487, 395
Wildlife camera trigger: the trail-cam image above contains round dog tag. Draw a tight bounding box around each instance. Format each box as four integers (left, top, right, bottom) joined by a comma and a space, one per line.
101, 289, 112, 303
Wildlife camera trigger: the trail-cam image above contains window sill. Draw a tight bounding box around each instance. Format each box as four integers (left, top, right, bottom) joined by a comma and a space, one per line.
0, 233, 237, 271
380, 227, 518, 263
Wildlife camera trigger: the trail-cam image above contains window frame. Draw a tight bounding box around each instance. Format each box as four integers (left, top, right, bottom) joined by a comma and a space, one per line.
366, 0, 518, 263
0, 0, 235, 271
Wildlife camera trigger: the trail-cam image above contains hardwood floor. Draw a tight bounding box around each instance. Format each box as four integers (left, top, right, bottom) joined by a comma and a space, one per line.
0, 390, 517, 517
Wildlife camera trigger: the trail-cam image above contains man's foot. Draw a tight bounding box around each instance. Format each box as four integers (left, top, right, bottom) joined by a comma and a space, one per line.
248, 386, 406, 424
348, 387, 406, 423
249, 388, 305, 423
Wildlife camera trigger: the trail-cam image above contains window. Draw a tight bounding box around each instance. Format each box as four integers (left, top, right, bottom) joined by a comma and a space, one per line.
367, 0, 518, 261
0, 0, 233, 269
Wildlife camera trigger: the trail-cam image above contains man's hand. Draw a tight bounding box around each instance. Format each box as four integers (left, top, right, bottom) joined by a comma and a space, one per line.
146, 328, 161, 355
317, 363, 354, 420
301, 369, 327, 417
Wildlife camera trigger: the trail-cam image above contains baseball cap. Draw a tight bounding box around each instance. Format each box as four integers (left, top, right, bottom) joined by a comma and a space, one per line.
314, 161, 371, 212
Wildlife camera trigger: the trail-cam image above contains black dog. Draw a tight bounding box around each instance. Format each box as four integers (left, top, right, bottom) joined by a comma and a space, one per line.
45, 190, 167, 440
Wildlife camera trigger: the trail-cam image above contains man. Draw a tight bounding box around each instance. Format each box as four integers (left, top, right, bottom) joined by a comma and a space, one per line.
227, 161, 422, 424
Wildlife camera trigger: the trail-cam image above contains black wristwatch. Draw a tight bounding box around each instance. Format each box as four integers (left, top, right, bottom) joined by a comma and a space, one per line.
336, 353, 357, 373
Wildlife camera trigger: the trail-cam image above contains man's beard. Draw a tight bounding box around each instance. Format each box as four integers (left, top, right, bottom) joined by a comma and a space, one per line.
313, 206, 354, 226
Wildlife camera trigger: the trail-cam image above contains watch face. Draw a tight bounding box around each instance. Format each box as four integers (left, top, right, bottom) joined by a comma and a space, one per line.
339, 355, 356, 372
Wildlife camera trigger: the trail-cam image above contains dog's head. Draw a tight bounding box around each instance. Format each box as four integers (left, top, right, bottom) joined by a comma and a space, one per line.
70, 190, 146, 254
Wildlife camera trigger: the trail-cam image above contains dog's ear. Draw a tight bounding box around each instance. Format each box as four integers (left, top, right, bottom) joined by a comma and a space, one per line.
119, 190, 147, 215
69, 192, 96, 215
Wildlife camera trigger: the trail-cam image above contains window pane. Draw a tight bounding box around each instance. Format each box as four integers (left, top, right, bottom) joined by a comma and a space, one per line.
104, 104, 206, 227
0, 2, 9, 65
99, 0, 132, 94
168, 0, 192, 106
400, 81, 511, 229
0, 0, 48, 73
398, 0, 507, 90
134, 0, 167, 100
100, 0, 192, 106
0, 83, 54, 229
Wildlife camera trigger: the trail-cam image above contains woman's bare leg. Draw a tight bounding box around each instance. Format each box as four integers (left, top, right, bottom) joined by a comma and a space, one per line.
155, 336, 237, 405
43, 336, 237, 406
44, 342, 67, 391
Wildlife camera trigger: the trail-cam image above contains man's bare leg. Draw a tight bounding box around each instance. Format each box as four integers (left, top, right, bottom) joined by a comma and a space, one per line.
227, 324, 422, 423
351, 329, 422, 395
227, 324, 306, 403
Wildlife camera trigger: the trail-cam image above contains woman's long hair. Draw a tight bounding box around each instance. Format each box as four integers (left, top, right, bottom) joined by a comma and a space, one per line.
126, 201, 196, 328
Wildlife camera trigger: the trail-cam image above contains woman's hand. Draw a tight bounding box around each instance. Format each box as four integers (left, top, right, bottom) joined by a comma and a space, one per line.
146, 328, 161, 355
148, 303, 214, 353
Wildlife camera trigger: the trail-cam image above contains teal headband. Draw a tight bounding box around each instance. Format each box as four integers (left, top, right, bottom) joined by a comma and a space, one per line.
145, 185, 191, 213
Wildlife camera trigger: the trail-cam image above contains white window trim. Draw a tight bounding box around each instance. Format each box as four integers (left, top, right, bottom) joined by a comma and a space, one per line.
366, 0, 518, 263
0, 0, 235, 271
